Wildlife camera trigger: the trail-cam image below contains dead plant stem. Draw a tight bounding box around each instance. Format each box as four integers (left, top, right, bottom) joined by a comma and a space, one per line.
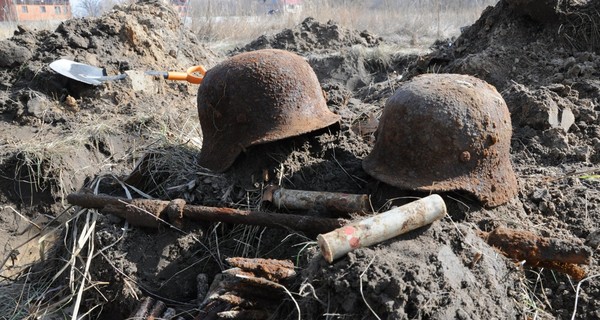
571, 273, 600, 320
359, 255, 381, 320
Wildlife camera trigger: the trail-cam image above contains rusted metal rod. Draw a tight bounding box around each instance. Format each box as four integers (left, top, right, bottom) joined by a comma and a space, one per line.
318, 194, 447, 263
149, 299, 167, 318
217, 310, 269, 319
484, 227, 592, 265
131, 296, 155, 319
263, 186, 370, 214
66, 193, 346, 234
483, 227, 592, 280
196, 258, 295, 320
129, 296, 177, 320
226, 257, 295, 282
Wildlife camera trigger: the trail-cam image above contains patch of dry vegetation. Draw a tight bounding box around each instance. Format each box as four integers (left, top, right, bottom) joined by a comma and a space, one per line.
188, 0, 499, 47
0, 1, 498, 47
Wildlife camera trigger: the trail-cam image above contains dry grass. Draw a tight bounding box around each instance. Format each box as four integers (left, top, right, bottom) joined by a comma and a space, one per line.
188, 0, 499, 48
0, 1, 498, 47
0, 120, 201, 318
0, 194, 104, 319
0, 86, 204, 318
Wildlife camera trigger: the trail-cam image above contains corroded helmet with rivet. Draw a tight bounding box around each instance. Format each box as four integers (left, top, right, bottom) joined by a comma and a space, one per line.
197, 49, 340, 173
362, 73, 518, 207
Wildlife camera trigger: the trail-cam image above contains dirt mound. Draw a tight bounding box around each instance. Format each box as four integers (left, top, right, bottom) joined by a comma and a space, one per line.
239, 17, 381, 53
294, 222, 522, 319
0, 2, 218, 97
413, 0, 600, 318
237, 17, 407, 92
417, 0, 600, 92
0, 1, 219, 201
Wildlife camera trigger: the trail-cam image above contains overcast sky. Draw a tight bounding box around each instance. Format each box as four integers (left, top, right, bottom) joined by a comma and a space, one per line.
70, 0, 114, 17
70, 0, 83, 16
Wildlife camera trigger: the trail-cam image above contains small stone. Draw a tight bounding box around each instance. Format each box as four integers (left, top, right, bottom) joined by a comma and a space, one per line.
543, 128, 569, 150
68, 33, 89, 49
0, 40, 32, 67
532, 188, 551, 202
567, 64, 582, 78
585, 230, 600, 250
592, 138, 600, 150
65, 95, 79, 112
27, 95, 52, 118
563, 56, 576, 69
573, 146, 591, 162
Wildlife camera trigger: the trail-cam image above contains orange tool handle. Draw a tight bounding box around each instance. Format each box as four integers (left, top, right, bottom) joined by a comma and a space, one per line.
166, 65, 207, 84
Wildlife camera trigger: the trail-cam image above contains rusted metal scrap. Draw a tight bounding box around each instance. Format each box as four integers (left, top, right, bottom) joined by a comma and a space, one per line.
195, 258, 296, 320
483, 227, 593, 280
262, 186, 370, 215
226, 257, 295, 282
66, 193, 345, 234
130, 296, 181, 320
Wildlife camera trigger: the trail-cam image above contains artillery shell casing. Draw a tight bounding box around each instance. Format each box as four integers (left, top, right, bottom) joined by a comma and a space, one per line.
273, 188, 369, 213
317, 194, 447, 263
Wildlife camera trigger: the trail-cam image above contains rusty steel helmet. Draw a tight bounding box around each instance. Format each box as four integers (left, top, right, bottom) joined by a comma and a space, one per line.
197, 49, 340, 173
362, 73, 518, 207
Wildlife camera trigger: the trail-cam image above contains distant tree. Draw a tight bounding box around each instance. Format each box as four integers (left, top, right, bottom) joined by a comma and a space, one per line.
76, 0, 104, 17
76, 0, 131, 17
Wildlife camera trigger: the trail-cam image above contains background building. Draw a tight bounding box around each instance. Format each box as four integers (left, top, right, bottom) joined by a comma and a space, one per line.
281, 0, 302, 14
264, 0, 303, 15
170, 0, 189, 18
0, 0, 71, 22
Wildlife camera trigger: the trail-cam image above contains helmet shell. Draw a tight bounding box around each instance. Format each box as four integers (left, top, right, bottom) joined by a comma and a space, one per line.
362, 73, 518, 207
197, 49, 340, 172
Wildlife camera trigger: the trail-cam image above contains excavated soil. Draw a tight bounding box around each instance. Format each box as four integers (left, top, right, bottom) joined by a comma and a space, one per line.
0, 0, 599, 319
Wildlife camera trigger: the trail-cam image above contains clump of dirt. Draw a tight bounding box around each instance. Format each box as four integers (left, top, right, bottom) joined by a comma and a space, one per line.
239, 17, 381, 53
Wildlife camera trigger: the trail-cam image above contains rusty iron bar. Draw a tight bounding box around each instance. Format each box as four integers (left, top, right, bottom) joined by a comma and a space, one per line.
66, 193, 346, 234
536, 260, 587, 281
129, 297, 174, 319
483, 227, 592, 280
318, 194, 447, 263
217, 310, 269, 319
131, 296, 155, 319
196, 258, 296, 320
149, 299, 167, 318
484, 227, 593, 265
225, 258, 295, 282
263, 186, 370, 214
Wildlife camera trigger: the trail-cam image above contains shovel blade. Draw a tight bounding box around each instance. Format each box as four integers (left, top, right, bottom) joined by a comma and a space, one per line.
49, 59, 125, 85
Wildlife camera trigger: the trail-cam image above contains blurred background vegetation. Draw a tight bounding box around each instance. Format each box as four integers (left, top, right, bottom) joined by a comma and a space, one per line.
1, 0, 499, 48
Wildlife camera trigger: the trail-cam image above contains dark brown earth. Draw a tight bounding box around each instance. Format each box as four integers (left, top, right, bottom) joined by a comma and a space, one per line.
0, 0, 599, 319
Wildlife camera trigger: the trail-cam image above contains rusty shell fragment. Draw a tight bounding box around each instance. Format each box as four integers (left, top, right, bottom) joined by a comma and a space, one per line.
317, 194, 447, 263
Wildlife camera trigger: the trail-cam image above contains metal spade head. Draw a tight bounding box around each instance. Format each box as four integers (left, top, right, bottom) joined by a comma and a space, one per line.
49, 59, 127, 85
